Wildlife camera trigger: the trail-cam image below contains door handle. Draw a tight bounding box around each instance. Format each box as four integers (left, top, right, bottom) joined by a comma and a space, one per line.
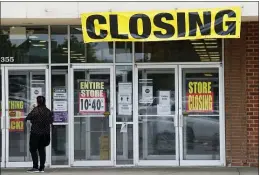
1, 116, 4, 129
7, 117, 10, 129
109, 115, 112, 128
108, 105, 113, 128
179, 115, 183, 127
174, 116, 178, 127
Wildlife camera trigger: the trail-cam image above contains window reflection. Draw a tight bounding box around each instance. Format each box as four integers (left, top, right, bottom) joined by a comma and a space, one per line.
135, 39, 222, 62
70, 26, 113, 63
0, 26, 48, 63
115, 42, 132, 63
51, 26, 68, 63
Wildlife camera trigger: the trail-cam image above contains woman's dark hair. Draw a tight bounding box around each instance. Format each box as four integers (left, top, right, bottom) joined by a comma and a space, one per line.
37, 96, 46, 106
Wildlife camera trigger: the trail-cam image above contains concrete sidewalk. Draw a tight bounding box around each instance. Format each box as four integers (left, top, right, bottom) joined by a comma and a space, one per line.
1, 167, 259, 175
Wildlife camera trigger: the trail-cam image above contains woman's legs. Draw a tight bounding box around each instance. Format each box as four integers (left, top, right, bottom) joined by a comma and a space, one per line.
38, 146, 46, 170
29, 133, 39, 169
38, 134, 47, 171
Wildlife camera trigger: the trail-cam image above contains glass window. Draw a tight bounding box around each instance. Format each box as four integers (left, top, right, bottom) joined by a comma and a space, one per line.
0, 26, 48, 64
135, 39, 222, 63
115, 42, 132, 63
70, 26, 113, 63
51, 26, 68, 63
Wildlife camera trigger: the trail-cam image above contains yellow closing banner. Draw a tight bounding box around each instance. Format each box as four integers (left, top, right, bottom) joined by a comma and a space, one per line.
81, 6, 241, 43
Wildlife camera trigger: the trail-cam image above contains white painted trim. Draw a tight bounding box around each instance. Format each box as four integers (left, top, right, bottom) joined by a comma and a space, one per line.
133, 63, 139, 166
71, 63, 114, 68
221, 38, 226, 167
5, 162, 32, 168
138, 160, 179, 166
48, 25, 51, 64
46, 66, 51, 166
52, 123, 69, 125
72, 161, 113, 167
68, 64, 74, 166
68, 25, 71, 64
135, 62, 221, 66
177, 160, 223, 166
135, 64, 178, 69
2, 64, 49, 68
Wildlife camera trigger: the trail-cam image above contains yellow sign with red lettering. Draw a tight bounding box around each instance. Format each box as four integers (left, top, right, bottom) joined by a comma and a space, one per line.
187, 81, 213, 112
10, 118, 24, 132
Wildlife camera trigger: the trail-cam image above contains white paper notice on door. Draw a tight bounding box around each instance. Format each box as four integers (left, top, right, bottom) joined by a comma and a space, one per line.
118, 104, 132, 115
53, 87, 67, 100
158, 91, 170, 105
140, 86, 153, 103
157, 104, 171, 115
31, 87, 43, 107
53, 101, 67, 111
118, 83, 132, 94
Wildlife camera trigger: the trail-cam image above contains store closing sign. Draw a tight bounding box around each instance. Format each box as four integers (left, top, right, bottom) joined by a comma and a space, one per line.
81, 6, 241, 43
10, 118, 24, 132
9, 100, 25, 132
186, 81, 213, 112
79, 81, 106, 114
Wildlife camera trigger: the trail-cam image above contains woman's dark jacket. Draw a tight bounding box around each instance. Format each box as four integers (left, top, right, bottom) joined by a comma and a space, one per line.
25, 105, 53, 135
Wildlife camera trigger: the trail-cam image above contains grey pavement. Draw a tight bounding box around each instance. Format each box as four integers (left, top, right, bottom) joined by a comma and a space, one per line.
1, 167, 259, 175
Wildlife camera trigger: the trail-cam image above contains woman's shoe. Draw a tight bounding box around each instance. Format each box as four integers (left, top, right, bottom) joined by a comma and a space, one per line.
27, 168, 39, 173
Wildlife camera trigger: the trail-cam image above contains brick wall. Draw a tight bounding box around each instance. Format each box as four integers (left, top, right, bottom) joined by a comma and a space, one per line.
224, 22, 259, 167
246, 21, 259, 167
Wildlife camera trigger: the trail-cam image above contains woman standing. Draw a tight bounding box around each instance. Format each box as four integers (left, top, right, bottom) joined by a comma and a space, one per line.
25, 96, 53, 173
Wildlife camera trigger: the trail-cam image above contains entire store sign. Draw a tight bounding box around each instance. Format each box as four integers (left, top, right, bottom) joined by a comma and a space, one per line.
186, 82, 213, 113
79, 81, 106, 114
81, 6, 241, 43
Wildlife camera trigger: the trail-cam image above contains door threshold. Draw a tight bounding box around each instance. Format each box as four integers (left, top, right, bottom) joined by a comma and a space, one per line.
49, 165, 71, 168
115, 165, 135, 167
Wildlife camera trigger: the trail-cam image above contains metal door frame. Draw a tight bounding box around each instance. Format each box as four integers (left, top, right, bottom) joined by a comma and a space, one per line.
1, 66, 6, 168
134, 64, 179, 166
178, 64, 225, 166
69, 64, 115, 167
2, 65, 50, 168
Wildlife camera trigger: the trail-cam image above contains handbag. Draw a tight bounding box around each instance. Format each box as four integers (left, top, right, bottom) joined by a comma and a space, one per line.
43, 134, 51, 147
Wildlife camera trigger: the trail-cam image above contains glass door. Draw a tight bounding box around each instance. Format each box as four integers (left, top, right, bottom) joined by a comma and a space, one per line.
135, 65, 179, 166
3, 66, 49, 167
50, 67, 69, 166
179, 65, 224, 166
71, 65, 114, 166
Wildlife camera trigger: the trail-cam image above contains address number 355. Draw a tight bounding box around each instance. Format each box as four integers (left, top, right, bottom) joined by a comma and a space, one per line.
1, 57, 15, 63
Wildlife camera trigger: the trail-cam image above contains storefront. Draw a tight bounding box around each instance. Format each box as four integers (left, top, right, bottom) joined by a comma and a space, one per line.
0, 2, 258, 168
